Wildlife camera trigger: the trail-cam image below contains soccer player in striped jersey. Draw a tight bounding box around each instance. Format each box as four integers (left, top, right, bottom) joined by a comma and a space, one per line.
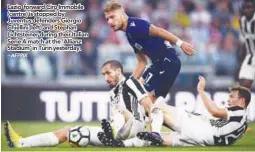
100, 60, 152, 141
4, 60, 152, 148
104, 0, 195, 105
137, 76, 251, 147
239, 0, 255, 88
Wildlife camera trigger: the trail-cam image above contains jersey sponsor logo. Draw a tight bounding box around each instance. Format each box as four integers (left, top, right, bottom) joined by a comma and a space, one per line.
130, 21, 136, 27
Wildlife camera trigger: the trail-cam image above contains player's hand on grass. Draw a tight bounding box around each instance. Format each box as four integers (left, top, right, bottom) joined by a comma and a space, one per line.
197, 76, 206, 93
181, 42, 195, 56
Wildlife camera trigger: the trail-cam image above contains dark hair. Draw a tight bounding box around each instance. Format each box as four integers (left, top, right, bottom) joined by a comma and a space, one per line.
101, 60, 123, 73
231, 86, 251, 107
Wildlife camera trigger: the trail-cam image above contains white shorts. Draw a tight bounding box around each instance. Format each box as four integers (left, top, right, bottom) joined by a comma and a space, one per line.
239, 55, 255, 80
170, 109, 215, 147
117, 118, 146, 140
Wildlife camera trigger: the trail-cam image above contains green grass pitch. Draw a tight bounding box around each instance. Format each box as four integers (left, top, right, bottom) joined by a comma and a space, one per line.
1, 121, 255, 151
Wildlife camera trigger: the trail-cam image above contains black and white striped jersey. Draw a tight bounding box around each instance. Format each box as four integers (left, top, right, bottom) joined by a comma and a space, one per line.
109, 76, 147, 122
239, 12, 255, 64
210, 106, 248, 146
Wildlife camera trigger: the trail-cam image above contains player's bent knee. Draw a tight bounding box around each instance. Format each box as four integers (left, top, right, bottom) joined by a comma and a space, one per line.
151, 103, 164, 113
114, 108, 132, 121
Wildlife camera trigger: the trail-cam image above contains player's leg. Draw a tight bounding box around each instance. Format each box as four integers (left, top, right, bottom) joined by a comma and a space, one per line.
137, 131, 194, 147
97, 132, 150, 147
150, 104, 183, 133
4, 121, 62, 148
99, 113, 146, 147
118, 117, 146, 140
110, 108, 133, 139
142, 56, 181, 103
141, 65, 158, 103
149, 57, 181, 132
239, 55, 255, 88
5, 120, 103, 148
101, 108, 135, 140
122, 137, 150, 147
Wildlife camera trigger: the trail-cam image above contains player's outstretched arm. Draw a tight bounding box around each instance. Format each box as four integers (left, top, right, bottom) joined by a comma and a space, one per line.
132, 52, 147, 79
197, 76, 228, 120
140, 96, 153, 117
149, 24, 195, 56
140, 96, 153, 131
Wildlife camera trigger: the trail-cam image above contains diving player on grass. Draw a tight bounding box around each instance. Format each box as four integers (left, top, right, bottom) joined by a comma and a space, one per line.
104, 0, 195, 104
4, 60, 152, 148
137, 76, 251, 147
99, 76, 251, 147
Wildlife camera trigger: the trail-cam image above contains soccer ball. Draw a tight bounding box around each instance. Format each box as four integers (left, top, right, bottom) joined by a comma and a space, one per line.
68, 126, 90, 147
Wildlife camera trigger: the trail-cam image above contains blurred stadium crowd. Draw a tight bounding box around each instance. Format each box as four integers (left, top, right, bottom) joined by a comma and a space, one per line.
1, 0, 244, 85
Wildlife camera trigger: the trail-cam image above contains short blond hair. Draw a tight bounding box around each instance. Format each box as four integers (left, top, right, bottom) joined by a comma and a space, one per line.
104, 0, 122, 12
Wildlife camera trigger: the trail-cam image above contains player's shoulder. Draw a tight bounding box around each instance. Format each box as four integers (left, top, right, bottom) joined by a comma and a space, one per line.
122, 76, 135, 88
127, 17, 149, 28
128, 17, 147, 22
240, 15, 246, 22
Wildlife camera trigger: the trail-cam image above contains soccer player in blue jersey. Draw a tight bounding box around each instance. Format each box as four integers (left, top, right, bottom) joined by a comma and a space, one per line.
104, 1, 195, 103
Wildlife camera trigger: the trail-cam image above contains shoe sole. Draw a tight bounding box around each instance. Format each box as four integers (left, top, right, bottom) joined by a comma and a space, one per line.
101, 119, 114, 139
137, 132, 163, 146
97, 132, 113, 146
98, 132, 124, 147
137, 132, 150, 141
4, 121, 15, 147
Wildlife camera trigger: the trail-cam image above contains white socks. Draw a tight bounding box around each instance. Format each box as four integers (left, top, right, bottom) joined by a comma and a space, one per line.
123, 137, 150, 147
151, 107, 164, 133
111, 111, 125, 137
18, 132, 59, 148
116, 118, 133, 140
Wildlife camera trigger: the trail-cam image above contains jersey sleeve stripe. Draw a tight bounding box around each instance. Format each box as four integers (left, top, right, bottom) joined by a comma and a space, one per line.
126, 78, 147, 102
244, 19, 248, 33
251, 20, 255, 34
122, 84, 134, 112
130, 76, 146, 94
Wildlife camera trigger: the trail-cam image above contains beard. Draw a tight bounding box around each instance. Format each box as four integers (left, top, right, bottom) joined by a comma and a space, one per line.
108, 77, 119, 88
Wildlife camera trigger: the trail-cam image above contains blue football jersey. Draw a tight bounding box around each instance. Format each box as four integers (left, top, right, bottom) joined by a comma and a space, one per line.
126, 17, 177, 63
